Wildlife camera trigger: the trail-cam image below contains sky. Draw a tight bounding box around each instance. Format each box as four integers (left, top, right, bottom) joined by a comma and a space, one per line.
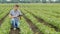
6, 0, 11, 1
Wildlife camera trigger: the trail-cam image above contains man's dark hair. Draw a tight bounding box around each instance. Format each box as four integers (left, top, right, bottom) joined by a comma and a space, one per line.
15, 5, 19, 7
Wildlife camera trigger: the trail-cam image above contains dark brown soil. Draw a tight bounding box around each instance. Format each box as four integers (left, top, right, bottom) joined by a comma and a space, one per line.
24, 9, 60, 32
9, 22, 20, 34
22, 12, 43, 34
0, 20, 2, 25
9, 28, 20, 34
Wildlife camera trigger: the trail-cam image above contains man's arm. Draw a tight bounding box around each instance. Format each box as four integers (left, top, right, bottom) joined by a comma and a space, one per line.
18, 10, 23, 20
9, 10, 16, 19
9, 14, 15, 19
18, 15, 22, 20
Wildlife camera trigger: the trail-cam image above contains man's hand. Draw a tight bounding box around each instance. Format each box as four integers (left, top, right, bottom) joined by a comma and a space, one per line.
9, 14, 17, 18
20, 16, 21, 20
18, 15, 22, 20
11, 16, 15, 18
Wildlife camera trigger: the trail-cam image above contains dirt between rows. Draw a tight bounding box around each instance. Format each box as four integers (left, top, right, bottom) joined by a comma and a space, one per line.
24, 9, 60, 32
22, 12, 43, 34
9, 28, 20, 34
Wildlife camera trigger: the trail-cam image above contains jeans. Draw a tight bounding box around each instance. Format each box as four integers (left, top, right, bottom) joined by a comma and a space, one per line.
11, 18, 19, 28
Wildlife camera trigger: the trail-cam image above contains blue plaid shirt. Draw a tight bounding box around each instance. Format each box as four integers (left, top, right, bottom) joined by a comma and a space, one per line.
10, 9, 22, 21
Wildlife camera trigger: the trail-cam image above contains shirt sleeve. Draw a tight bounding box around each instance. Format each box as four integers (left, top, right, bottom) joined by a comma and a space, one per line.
9, 10, 12, 16
19, 10, 23, 16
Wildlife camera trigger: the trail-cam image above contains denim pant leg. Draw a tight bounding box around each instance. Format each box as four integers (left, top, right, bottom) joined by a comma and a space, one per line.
15, 20, 19, 28
11, 19, 15, 28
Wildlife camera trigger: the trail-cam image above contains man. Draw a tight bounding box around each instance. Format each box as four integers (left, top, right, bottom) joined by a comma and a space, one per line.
9, 5, 22, 30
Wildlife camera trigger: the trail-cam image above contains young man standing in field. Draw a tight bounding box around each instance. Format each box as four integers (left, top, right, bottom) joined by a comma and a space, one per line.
9, 5, 22, 30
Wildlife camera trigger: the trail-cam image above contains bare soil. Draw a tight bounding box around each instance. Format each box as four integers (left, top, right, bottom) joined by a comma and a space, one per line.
9, 28, 20, 34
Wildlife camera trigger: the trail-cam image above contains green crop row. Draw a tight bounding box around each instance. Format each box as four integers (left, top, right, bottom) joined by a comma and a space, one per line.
0, 16, 11, 34
0, 7, 11, 20
23, 7, 60, 30
21, 9, 59, 34
20, 17, 33, 34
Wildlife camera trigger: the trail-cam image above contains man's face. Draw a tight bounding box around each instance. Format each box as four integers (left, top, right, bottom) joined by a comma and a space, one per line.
14, 6, 19, 10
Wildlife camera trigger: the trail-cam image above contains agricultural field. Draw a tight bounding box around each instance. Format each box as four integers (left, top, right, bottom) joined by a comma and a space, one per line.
0, 3, 60, 34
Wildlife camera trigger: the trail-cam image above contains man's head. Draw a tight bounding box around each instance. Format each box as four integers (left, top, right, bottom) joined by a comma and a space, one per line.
14, 5, 19, 11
